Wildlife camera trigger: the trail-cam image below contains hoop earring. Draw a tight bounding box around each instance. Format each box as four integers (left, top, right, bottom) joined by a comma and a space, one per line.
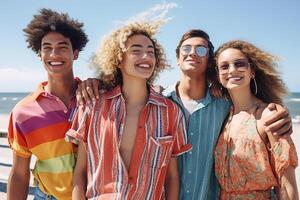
252, 78, 257, 95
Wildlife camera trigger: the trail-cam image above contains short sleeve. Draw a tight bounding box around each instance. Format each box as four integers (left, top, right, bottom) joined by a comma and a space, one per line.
65, 103, 92, 145
8, 112, 32, 158
270, 136, 298, 178
167, 101, 192, 156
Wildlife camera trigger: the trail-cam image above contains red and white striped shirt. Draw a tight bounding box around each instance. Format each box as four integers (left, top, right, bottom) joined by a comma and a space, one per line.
66, 85, 191, 200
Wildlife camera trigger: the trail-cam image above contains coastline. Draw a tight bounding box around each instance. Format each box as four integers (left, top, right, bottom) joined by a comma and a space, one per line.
0, 114, 299, 190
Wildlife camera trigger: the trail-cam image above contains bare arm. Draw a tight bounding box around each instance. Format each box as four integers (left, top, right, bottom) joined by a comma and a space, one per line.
73, 142, 87, 200
76, 78, 100, 105
259, 107, 298, 200
7, 152, 31, 200
165, 157, 179, 200
278, 166, 299, 200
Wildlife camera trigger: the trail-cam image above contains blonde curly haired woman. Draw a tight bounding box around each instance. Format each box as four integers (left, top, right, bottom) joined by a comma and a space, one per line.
213, 40, 298, 200
66, 21, 192, 200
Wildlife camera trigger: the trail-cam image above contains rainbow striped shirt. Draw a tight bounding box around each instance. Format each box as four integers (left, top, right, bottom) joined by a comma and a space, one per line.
8, 81, 78, 200
66, 86, 192, 200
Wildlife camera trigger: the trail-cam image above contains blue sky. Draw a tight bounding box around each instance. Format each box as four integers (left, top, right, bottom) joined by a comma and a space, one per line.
0, 0, 299, 92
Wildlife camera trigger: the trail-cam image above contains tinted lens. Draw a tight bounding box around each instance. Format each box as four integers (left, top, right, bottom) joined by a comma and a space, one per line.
195, 46, 208, 57
234, 60, 249, 70
180, 45, 192, 55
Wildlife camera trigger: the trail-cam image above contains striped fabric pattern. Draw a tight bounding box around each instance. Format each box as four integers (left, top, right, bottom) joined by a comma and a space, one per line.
66, 86, 192, 200
8, 81, 78, 200
163, 83, 231, 200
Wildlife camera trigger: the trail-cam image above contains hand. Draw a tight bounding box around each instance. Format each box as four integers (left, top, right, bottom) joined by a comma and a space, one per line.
264, 103, 292, 136
76, 78, 100, 105
152, 85, 164, 94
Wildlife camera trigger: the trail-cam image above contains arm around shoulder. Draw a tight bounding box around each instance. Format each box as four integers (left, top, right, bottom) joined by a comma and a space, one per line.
259, 107, 298, 199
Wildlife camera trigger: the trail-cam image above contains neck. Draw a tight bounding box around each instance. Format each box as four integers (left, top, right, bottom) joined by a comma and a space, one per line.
122, 78, 148, 107
46, 74, 76, 106
177, 73, 207, 100
229, 87, 257, 113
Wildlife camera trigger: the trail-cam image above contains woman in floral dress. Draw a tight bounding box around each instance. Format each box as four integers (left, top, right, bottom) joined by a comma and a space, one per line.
213, 40, 298, 199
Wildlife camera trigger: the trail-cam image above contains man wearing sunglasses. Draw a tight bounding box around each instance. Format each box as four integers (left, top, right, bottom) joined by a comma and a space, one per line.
76, 29, 292, 200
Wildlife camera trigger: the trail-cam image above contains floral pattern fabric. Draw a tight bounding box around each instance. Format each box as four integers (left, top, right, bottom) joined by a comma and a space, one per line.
214, 106, 298, 200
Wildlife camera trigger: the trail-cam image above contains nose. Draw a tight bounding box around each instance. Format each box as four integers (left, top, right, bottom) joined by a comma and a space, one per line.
188, 47, 197, 57
50, 48, 60, 57
228, 64, 237, 73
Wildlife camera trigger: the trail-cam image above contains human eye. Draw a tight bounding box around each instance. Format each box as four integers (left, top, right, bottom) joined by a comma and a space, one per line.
42, 46, 51, 52
147, 50, 155, 55
131, 49, 142, 54
219, 63, 229, 70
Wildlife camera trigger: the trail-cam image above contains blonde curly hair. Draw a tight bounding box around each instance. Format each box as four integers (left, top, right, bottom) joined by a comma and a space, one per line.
213, 40, 287, 105
91, 21, 169, 90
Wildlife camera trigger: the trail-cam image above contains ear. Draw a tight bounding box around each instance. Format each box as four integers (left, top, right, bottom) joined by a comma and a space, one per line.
73, 50, 79, 60
251, 68, 255, 78
176, 57, 180, 66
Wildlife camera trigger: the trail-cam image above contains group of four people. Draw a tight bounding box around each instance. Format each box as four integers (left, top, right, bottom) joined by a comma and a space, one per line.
7, 8, 298, 200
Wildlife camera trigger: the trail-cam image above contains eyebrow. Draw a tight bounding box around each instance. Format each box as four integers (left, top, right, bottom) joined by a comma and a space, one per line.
42, 41, 70, 46
129, 44, 154, 49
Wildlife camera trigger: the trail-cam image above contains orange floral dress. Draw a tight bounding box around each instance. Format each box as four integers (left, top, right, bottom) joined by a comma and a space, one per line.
214, 106, 298, 200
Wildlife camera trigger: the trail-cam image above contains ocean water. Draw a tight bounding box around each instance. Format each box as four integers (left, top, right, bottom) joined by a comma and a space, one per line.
0, 92, 300, 120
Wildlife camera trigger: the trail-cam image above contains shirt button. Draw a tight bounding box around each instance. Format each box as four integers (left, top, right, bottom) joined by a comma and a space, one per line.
189, 151, 192, 155
190, 132, 194, 136
186, 190, 190, 193
188, 170, 192, 174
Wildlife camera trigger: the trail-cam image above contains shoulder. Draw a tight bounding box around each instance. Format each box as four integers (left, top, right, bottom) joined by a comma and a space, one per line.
11, 93, 38, 117
254, 101, 273, 120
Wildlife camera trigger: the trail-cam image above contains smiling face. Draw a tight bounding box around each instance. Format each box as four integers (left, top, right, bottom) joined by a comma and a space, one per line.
177, 37, 209, 78
119, 34, 156, 82
217, 48, 254, 93
40, 32, 78, 78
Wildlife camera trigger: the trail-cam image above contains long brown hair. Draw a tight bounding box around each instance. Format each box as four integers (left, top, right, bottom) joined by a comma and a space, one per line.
213, 40, 287, 104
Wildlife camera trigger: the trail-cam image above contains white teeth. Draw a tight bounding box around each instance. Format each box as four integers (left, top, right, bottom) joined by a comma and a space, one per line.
49, 61, 63, 66
138, 64, 150, 68
228, 77, 243, 81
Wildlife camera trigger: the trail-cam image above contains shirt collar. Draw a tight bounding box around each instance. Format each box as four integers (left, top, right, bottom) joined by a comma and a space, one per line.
31, 77, 81, 100
164, 81, 213, 109
106, 85, 167, 107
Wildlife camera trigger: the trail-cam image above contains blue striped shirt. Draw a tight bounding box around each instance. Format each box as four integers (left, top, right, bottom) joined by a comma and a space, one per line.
163, 83, 231, 200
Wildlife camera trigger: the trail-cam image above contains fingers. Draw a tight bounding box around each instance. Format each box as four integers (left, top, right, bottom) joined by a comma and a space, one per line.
265, 117, 292, 136
91, 78, 100, 99
264, 104, 289, 126
76, 83, 85, 105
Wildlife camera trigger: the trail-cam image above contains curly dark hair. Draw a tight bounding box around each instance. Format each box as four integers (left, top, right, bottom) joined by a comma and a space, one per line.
23, 8, 88, 54
175, 29, 215, 84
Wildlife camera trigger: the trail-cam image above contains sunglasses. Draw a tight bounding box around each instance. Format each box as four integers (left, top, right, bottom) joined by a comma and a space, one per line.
217, 59, 250, 75
180, 45, 209, 57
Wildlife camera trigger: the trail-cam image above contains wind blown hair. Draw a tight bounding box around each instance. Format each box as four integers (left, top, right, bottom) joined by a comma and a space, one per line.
91, 21, 169, 90
213, 40, 287, 104
23, 8, 88, 54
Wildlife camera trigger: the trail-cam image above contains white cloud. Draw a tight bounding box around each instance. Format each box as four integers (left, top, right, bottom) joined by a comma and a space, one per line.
114, 2, 178, 27
0, 67, 46, 92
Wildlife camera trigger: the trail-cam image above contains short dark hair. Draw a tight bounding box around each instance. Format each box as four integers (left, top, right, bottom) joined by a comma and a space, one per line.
23, 8, 88, 54
176, 29, 215, 84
